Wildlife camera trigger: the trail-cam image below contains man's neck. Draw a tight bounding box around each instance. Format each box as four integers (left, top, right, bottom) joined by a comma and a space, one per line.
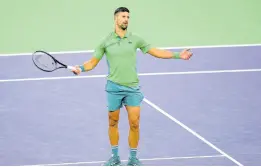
115, 26, 126, 38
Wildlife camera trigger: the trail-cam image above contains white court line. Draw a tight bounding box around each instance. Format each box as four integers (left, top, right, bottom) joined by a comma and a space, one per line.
1, 68, 261, 83
0, 43, 261, 57
143, 98, 243, 166
24, 155, 225, 166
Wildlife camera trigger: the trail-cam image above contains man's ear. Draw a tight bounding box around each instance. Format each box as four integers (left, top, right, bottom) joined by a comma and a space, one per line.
114, 14, 118, 20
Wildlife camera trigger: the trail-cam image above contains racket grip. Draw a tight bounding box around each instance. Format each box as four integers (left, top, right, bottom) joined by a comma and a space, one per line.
67, 66, 76, 70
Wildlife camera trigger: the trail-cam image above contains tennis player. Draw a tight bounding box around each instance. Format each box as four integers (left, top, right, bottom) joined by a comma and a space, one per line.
72, 7, 193, 166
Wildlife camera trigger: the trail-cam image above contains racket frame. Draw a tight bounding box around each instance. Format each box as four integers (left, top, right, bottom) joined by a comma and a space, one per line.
32, 50, 74, 72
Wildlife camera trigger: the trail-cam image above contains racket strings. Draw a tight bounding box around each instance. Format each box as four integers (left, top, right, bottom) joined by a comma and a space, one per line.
33, 53, 57, 71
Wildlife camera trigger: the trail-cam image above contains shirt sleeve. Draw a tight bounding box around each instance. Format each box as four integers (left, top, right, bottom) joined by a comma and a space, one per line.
137, 36, 152, 54
93, 40, 105, 60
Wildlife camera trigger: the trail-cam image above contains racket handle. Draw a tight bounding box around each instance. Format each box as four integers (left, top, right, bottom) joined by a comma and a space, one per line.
67, 66, 76, 70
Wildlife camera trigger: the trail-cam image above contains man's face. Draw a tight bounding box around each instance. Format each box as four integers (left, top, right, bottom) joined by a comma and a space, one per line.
115, 12, 129, 30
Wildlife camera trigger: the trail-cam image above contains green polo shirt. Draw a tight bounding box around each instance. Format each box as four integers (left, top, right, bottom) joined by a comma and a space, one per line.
93, 31, 152, 87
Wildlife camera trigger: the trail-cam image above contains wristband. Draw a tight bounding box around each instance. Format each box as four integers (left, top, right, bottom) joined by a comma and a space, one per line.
79, 65, 85, 72
173, 52, 181, 59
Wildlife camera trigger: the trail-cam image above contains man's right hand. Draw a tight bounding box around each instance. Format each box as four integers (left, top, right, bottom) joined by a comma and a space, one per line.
71, 66, 82, 75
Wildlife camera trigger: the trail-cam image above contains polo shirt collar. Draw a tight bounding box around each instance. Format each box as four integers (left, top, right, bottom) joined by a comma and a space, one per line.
113, 31, 130, 38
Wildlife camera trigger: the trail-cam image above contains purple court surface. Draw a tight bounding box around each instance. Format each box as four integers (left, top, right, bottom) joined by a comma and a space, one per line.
0, 45, 261, 166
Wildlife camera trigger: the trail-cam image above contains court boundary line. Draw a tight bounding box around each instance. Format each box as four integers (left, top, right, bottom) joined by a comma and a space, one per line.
23, 154, 225, 166
1, 68, 261, 83
0, 43, 261, 57
143, 98, 243, 166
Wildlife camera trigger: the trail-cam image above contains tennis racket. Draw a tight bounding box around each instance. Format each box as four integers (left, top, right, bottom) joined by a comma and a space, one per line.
32, 50, 76, 72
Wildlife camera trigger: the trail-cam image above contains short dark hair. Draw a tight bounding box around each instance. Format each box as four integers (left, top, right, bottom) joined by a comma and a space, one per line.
114, 7, 130, 15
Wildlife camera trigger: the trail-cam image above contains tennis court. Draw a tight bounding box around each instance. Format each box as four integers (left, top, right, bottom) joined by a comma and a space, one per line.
1, 0, 261, 165
0, 45, 261, 166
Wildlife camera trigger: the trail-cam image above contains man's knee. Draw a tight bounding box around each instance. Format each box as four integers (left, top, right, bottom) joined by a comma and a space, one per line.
128, 114, 140, 130
126, 106, 140, 130
109, 110, 120, 127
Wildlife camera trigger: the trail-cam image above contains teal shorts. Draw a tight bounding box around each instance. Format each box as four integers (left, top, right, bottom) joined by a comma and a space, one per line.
105, 80, 144, 111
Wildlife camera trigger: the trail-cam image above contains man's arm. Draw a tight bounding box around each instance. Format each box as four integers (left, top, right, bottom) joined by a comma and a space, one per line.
136, 35, 193, 60
147, 48, 193, 60
81, 57, 100, 71
71, 57, 100, 75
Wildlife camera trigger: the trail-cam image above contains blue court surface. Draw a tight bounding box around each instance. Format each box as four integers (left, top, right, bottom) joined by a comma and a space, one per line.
0, 45, 261, 166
